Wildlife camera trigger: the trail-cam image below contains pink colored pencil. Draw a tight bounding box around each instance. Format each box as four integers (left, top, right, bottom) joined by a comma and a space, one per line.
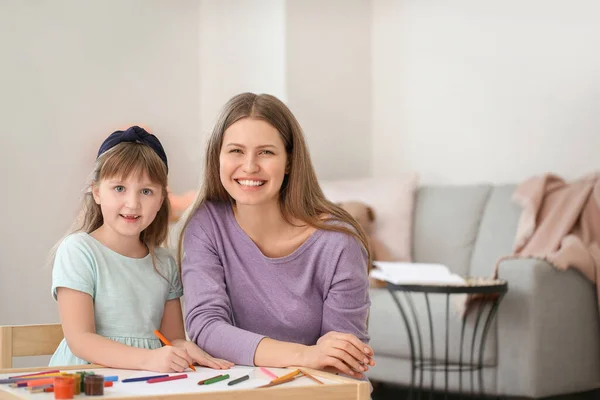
259, 367, 278, 380
9, 370, 60, 379
147, 374, 188, 384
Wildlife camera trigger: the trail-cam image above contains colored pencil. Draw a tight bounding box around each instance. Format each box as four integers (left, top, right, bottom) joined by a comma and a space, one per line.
9, 370, 60, 379
197, 374, 222, 385
28, 385, 53, 393
103, 375, 119, 382
271, 369, 301, 384
227, 375, 249, 386
203, 374, 229, 385
9, 373, 66, 384
147, 374, 188, 384
122, 374, 169, 383
300, 369, 324, 385
259, 367, 278, 380
153, 329, 196, 372
27, 378, 56, 387
1, 376, 57, 385
258, 376, 296, 388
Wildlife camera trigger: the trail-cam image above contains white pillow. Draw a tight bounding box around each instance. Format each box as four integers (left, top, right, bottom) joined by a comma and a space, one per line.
319, 173, 418, 262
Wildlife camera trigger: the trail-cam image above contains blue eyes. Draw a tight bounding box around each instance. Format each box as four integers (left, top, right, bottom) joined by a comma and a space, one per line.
113, 186, 153, 195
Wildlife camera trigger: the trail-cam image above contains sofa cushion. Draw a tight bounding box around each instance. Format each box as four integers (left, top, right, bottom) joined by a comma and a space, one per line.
320, 174, 418, 262
412, 185, 491, 276
469, 185, 520, 277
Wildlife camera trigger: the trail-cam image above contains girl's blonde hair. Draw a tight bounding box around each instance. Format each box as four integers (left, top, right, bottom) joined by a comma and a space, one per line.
177, 92, 371, 267
49, 142, 171, 270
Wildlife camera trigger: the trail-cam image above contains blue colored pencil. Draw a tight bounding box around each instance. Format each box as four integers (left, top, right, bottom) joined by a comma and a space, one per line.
122, 374, 169, 383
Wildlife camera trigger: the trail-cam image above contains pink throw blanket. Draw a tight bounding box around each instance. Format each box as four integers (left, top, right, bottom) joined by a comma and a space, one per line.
494, 173, 600, 308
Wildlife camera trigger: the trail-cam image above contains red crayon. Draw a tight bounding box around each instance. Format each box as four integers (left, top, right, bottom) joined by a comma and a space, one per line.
147, 374, 188, 384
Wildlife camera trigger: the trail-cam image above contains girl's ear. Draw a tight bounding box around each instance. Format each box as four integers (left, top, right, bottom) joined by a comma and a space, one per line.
91, 182, 101, 205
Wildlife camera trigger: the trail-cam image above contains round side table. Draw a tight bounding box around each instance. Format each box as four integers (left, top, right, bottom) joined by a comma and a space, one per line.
386, 278, 508, 399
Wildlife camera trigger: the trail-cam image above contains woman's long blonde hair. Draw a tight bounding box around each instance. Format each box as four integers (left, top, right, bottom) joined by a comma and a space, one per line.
177, 92, 371, 268
49, 142, 171, 271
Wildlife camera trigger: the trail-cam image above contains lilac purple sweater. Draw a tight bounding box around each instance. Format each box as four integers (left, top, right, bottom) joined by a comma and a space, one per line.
181, 201, 371, 366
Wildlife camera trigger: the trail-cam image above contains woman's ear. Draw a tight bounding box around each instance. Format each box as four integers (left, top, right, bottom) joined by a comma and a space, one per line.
366, 206, 375, 222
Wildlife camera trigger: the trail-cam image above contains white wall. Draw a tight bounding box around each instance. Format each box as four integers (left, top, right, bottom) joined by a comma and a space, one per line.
0, 0, 201, 362
199, 0, 286, 145
286, 0, 372, 180
372, 0, 600, 184
198, 0, 372, 181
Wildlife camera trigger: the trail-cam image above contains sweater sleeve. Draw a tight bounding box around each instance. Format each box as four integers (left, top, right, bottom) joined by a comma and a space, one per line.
181, 217, 265, 366
320, 234, 371, 343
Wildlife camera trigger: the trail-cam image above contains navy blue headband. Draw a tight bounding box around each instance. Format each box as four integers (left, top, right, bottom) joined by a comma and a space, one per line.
97, 126, 168, 174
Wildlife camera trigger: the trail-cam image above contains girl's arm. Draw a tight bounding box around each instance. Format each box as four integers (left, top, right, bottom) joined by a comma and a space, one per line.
158, 298, 187, 341
57, 287, 192, 372
159, 298, 233, 369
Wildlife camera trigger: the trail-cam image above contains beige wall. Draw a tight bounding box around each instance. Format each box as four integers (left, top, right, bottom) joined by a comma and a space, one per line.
372, 0, 600, 184
0, 1, 201, 367
286, 0, 372, 180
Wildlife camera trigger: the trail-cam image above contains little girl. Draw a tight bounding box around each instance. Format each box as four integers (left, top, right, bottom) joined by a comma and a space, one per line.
49, 126, 233, 372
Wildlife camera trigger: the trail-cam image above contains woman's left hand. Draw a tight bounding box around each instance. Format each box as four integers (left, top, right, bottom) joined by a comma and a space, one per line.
173, 340, 234, 370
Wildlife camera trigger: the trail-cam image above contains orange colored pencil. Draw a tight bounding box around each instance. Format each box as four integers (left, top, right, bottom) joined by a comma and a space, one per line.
271, 369, 301, 384
153, 329, 196, 372
299, 369, 324, 385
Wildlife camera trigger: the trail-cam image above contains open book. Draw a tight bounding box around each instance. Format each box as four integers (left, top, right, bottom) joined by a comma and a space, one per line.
370, 261, 466, 285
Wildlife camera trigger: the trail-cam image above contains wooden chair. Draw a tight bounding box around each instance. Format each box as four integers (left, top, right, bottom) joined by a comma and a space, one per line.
0, 324, 63, 369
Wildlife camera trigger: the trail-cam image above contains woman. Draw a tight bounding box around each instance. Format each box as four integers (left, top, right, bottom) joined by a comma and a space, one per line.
178, 93, 375, 378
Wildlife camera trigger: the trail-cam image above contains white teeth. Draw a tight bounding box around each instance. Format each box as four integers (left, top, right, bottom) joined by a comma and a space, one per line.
121, 215, 139, 218
237, 180, 265, 187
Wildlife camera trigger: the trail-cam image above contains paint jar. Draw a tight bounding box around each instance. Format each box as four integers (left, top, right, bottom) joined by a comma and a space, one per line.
53, 377, 74, 399
77, 372, 93, 392
72, 374, 82, 395
84, 374, 104, 396
61, 374, 80, 395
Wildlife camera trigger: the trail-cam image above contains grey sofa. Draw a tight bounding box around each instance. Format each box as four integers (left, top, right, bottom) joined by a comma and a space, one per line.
366, 184, 600, 398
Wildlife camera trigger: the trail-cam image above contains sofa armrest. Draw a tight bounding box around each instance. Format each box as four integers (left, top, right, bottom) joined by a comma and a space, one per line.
495, 258, 600, 397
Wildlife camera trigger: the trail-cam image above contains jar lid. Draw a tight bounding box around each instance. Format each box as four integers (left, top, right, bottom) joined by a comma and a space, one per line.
84, 374, 104, 382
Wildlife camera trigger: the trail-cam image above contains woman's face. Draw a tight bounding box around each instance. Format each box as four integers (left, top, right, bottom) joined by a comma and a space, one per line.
219, 118, 288, 207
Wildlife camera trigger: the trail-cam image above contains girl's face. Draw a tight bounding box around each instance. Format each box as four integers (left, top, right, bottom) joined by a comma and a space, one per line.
92, 172, 164, 240
219, 118, 288, 208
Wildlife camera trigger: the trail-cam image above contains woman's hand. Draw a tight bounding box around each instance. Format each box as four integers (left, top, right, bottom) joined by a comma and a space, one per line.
301, 331, 375, 378
174, 340, 234, 370
143, 346, 195, 373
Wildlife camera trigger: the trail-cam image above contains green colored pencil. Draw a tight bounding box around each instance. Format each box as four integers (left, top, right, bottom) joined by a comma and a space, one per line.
203, 374, 230, 385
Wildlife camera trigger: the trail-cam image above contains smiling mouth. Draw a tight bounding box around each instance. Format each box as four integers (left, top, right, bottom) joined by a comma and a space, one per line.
120, 214, 140, 220
235, 179, 266, 187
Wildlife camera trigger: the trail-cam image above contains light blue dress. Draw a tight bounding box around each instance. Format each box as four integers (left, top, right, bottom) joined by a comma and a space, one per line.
49, 232, 183, 366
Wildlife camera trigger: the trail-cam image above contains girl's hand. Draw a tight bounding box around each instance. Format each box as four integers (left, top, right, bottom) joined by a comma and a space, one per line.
143, 346, 195, 373
302, 331, 375, 378
177, 340, 234, 370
